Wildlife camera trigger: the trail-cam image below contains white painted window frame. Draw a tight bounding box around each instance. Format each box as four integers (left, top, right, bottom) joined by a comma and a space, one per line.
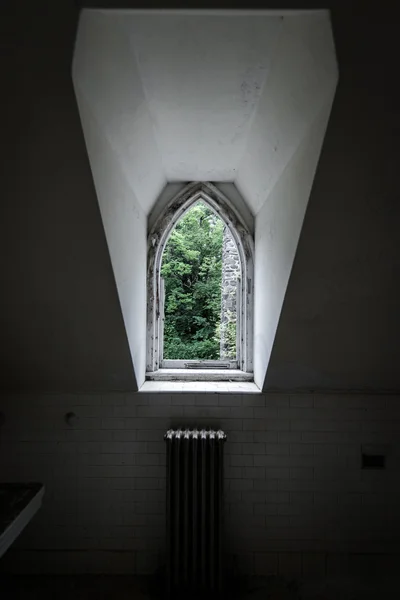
146, 182, 254, 375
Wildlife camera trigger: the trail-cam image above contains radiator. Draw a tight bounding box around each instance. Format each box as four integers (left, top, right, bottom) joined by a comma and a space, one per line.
165, 428, 226, 599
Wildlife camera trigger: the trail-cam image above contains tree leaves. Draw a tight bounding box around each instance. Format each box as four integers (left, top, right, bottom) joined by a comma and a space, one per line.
161, 202, 223, 360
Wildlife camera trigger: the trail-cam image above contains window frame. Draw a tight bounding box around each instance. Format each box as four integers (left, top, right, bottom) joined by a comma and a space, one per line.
146, 182, 254, 376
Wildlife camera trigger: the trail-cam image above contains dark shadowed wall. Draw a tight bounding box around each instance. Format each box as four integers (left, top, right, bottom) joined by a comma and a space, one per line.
1, 1, 136, 391
266, 9, 400, 389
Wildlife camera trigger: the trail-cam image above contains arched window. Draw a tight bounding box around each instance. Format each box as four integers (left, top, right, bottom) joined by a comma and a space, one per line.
146, 182, 254, 380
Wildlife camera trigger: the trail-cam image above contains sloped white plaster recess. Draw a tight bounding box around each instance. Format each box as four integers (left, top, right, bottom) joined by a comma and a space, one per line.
72, 9, 338, 391
120, 13, 282, 182
235, 13, 338, 214
254, 95, 337, 390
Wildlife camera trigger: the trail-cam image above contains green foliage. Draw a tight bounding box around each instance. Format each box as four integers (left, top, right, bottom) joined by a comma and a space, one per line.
161, 202, 224, 360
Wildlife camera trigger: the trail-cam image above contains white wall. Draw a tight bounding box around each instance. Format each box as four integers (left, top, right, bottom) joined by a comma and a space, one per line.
72, 10, 338, 387
73, 9, 336, 220
215, 183, 255, 235
72, 10, 165, 215
236, 12, 338, 215
1, 391, 399, 576
73, 89, 147, 389
73, 11, 169, 387
227, 12, 339, 387
124, 12, 281, 183
254, 94, 336, 390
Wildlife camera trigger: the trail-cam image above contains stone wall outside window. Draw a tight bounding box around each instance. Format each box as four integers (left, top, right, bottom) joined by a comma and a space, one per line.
220, 226, 240, 360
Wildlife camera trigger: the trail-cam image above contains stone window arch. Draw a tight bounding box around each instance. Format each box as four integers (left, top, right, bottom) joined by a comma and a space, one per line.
146, 182, 254, 378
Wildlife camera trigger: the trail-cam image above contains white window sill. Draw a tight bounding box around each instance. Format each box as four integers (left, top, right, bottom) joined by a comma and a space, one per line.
146, 368, 253, 382
139, 380, 260, 394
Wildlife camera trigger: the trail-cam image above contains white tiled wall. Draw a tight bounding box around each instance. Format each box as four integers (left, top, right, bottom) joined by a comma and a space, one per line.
0, 392, 399, 576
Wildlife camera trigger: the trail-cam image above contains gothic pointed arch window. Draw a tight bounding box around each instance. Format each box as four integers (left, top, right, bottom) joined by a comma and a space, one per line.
146, 182, 254, 381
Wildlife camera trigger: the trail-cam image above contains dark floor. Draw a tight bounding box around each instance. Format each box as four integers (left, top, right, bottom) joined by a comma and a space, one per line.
0, 574, 398, 600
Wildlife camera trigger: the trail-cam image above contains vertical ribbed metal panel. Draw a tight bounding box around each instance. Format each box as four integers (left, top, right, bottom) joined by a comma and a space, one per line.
165, 428, 226, 599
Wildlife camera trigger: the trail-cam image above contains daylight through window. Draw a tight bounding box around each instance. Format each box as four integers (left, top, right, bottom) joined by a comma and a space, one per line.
160, 202, 240, 366
146, 182, 254, 379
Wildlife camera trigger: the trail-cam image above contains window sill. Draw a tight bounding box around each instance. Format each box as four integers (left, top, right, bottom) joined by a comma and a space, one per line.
142, 369, 257, 393
146, 368, 253, 382
139, 380, 260, 393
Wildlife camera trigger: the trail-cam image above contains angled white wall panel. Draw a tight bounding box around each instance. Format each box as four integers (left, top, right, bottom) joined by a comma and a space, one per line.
125, 13, 281, 183
73, 89, 147, 388
73, 10, 165, 214
236, 12, 338, 215
253, 94, 336, 390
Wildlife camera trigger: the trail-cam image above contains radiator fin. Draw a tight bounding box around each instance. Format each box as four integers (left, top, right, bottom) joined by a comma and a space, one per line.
165, 428, 226, 598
